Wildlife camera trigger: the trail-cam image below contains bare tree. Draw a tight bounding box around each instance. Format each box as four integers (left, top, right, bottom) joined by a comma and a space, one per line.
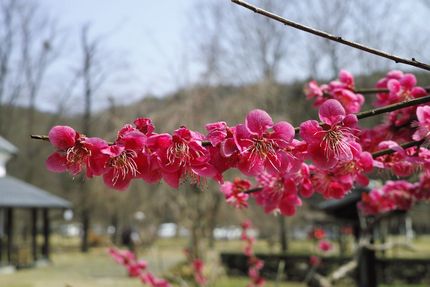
226, 1, 292, 83
17, 1, 60, 180
350, 0, 401, 74
0, 0, 15, 133
293, 0, 351, 78
76, 24, 117, 252
188, 1, 227, 85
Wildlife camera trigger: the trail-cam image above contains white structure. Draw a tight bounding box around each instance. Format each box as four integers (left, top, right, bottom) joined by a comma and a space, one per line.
0, 136, 71, 269
0, 137, 17, 178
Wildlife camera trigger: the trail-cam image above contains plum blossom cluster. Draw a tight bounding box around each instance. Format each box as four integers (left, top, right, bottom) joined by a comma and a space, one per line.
44, 69, 430, 217
360, 174, 430, 216
361, 71, 428, 152
305, 70, 364, 113
318, 240, 333, 253
308, 227, 333, 253
309, 227, 326, 241
192, 259, 207, 287
241, 220, 265, 287
108, 247, 170, 287
183, 248, 208, 286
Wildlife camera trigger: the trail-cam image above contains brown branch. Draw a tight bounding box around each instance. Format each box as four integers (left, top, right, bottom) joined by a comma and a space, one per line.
372, 139, 425, 157
30, 134, 49, 141
230, 0, 430, 72
29, 134, 115, 145
244, 187, 263, 194
293, 95, 430, 133
355, 87, 430, 95
357, 95, 430, 120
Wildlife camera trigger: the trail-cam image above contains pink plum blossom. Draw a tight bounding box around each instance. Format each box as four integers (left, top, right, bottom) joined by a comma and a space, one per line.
373, 141, 415, 177
127, 260, 148, 277
309, 255, 321, 267
148, 127, 217, 188
234, 109, 295, 176
102, 130, 148, 190
220, 178, 251, 208
46, 125, 108, 177
254, 172, 302, 216
140, 272, 171, 287
376, 71, 427, 106
134, 117, 155, 136
192, 259, 207, 286
305, 70, 364, 113
300, 99, 358, 169
318, 240, 333, 252
359, 180, 416, 215
413, 105, 430, 141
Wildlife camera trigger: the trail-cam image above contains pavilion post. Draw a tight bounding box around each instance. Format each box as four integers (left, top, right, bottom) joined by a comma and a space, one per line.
42, 209, 50, 259
278, 216, 288, 252
358, 240, 377, 287
0, 208, 4, 265
31, 208, 38, 262
6, 208, 13, 265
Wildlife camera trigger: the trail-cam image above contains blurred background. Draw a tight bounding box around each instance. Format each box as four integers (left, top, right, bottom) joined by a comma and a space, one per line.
1, 0, 430, 286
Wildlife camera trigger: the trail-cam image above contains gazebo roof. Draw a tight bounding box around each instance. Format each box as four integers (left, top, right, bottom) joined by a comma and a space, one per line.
316, 187, 369, 222
0, 176, 71, 209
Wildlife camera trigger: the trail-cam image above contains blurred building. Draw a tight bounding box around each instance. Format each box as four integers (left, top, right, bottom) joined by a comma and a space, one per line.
0, 136, 71, 272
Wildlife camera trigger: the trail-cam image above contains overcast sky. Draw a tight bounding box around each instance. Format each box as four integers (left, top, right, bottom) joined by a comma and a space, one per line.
36, 0, 430, 112
39, 0, 203, 108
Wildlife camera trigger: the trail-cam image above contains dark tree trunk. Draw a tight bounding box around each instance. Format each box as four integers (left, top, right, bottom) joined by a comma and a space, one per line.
6, 208, 13, 265
207, 195, 221, 248
31, 208, 38, 261
111, 214, 119, 244
358, 243, 377, 287
278, 216, 288, 252
81, 207, 90, 253
42, 209, 50, 259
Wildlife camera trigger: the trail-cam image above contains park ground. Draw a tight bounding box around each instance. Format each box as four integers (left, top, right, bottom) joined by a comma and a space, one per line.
1, 236, 430, 287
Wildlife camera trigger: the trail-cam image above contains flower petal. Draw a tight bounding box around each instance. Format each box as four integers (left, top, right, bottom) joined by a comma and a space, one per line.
162, 171, 181, 189
48, 126, 76, 150
103, 169, 133, 191
46, 152, 67, 173
318, 99, 345, 124
272, 121, 294, 144
400, 73, 416, 90
245, 109, 273, 135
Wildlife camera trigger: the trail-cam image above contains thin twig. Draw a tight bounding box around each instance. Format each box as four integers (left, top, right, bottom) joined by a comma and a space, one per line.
357, 95, 430, 120
244, 187, 263, 194
293, 95, 430, 133
30, 134, 49, 141
355, 87, 430, 95
230, 0, 430, 72
372, 139, 425, 157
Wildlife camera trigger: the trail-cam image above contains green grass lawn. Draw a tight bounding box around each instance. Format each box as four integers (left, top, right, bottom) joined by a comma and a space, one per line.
2, 236, 430, 287
0, 248, 304, 287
